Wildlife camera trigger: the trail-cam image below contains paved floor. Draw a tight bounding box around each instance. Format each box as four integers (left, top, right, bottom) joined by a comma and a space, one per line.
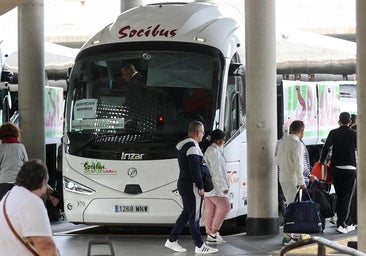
52, 220, 358, 256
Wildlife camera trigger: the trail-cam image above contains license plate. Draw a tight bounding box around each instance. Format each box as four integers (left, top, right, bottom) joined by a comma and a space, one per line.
114, 205, 149, 213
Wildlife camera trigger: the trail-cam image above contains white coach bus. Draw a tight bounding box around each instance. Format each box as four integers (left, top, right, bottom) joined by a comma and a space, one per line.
63, 2, 247, 225
63, 2, 355, 225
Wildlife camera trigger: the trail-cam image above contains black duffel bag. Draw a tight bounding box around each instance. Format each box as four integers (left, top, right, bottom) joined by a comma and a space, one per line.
307, 180, 335, 218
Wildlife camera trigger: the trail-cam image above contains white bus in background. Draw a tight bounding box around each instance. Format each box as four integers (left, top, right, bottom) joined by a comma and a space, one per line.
339, 81, 357, 115
63, 2, 356, 225
278, 79, 357, 163
0, 83, 64, 144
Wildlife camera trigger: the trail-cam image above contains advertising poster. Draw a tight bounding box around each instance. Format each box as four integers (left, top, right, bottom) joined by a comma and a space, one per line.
44, 86, 64, 143
282, 80, 340, 144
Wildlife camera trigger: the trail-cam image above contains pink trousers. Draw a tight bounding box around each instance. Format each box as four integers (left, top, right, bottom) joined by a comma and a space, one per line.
204, 196, 230, 234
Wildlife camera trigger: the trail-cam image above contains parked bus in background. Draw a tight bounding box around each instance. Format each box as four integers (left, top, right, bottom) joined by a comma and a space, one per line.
63, 2, 356, 225
277, 79, 357, 164
0, 83, 65, 189
0, 39, 75, 194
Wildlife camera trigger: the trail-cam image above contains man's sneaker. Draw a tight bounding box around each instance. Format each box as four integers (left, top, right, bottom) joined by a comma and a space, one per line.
164, 239, 187, 252
346, 224, 357, 232
282, 236, 297, 246
336, 226, 348, 234
195, 243, 218, 254
206, 232, 225, 244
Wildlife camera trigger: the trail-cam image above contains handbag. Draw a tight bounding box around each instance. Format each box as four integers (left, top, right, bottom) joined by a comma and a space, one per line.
201, 164, 214, 192
3, 192, 40, 256
283, 189, 322, 234
311, 162, 332, 184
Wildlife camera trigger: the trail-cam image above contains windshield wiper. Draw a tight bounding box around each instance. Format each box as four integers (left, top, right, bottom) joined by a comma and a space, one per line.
70, 133, 133, 154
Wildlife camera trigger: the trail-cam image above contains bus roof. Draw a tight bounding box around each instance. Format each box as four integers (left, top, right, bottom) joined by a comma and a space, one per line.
80, 2, 243, 57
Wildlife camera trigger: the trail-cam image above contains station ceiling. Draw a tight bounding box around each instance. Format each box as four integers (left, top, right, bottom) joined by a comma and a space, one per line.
0, 1, 356, 46
0, 0, 19, 15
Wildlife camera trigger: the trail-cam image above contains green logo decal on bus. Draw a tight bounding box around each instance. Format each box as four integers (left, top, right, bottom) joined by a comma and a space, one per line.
83, 161, 117, 175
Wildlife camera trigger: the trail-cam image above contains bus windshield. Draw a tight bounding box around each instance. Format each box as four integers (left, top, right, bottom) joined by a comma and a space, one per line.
65, 44, 222, 160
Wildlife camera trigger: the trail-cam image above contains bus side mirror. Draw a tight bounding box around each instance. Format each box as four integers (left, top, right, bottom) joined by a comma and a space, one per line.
67, 66, 73, 82
229, 63, 244, 76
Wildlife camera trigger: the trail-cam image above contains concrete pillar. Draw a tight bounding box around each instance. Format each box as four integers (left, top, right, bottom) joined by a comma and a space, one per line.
356, 0, 366, 252
120, 0, 143, 13
18, 0, 45, 161
245, 0, 278, 235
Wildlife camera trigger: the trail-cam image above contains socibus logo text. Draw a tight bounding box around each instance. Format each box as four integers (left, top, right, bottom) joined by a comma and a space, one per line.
118, 24, 177, 39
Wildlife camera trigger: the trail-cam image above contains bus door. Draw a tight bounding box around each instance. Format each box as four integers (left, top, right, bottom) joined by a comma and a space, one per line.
223, 57, 247, 219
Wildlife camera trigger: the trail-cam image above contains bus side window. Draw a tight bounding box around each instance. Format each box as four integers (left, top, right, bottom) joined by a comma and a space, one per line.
224, 79, 239, 137
224, 51, 246, 139
224, 63, 245, 138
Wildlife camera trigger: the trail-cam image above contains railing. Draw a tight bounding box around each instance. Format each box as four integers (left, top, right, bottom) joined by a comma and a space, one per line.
280, 236, 365, 256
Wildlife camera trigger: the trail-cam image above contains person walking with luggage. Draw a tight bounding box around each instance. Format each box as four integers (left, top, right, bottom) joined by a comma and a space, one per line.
0, 122, 28, 200
276, 120, 307, 245
320, 112, 357, 234
203, 129, 230, 244
164, 121, 218, 254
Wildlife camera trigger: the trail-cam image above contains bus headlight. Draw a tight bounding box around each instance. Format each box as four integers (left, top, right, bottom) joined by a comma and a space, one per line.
64, 177, 95, 195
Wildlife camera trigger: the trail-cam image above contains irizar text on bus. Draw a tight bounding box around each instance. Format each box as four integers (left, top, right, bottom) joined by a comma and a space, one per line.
121, 152, 145, 160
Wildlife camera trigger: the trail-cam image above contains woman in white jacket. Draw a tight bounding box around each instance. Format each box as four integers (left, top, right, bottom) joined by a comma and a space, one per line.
203, 129, 230, 244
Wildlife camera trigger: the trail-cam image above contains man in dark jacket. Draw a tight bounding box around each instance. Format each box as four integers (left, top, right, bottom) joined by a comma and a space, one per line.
165, 121, 218, 254
120, 63, 145, 87
320, 112, 357, 234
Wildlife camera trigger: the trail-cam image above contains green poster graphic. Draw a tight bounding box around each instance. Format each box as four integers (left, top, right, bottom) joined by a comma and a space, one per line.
282, 81, 340, 143
44, 86, 64, 139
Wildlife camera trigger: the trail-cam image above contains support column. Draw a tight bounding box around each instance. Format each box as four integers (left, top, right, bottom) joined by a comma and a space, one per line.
245, 0, 278, 235
18, 0, 45, 161
356, 0, 366, 252
120, 0, 143, 13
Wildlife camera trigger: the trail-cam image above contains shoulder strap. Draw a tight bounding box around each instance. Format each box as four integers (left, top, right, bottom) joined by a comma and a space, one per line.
3, 192, 39, 256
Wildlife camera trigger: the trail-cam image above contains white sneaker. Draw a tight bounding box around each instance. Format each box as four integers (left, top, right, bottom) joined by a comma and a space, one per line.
165, 239, 187, 252
336, 226, 348, 234
282, 236, 297, 246
195, 243, 218, 254
206, 232, 225, 244
346, 224, 357, 232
